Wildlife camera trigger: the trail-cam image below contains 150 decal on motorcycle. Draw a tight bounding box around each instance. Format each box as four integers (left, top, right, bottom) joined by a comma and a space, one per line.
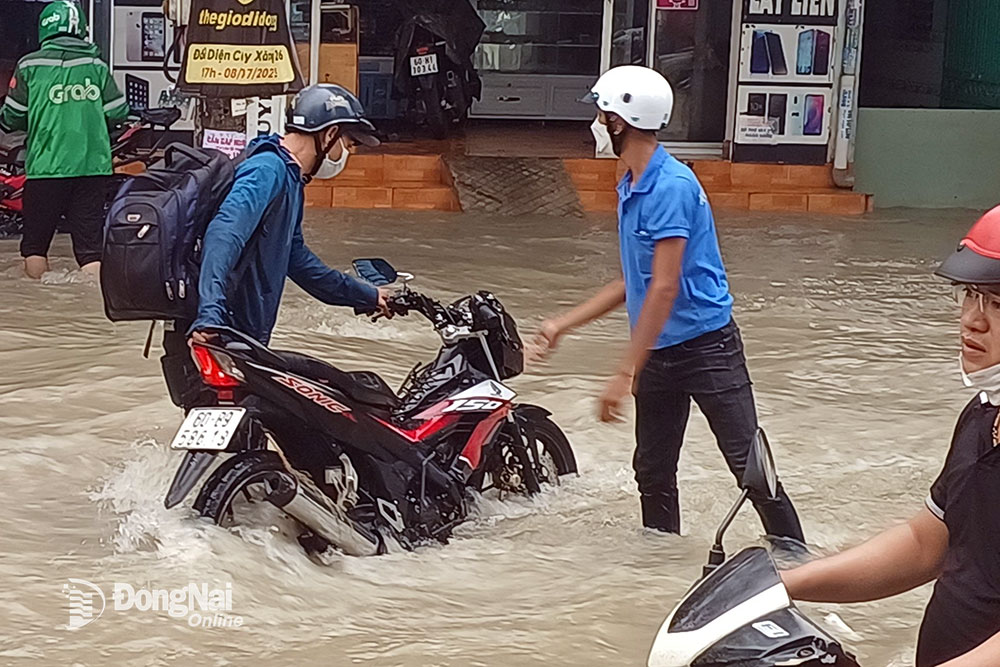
442, 398, 506, 413
439, 380, 516, 413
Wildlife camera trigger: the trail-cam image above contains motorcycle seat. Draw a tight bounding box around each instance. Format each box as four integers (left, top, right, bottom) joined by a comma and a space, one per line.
274, 350, 399, 410
0, 131, 25, 152
138, 107, 182, 128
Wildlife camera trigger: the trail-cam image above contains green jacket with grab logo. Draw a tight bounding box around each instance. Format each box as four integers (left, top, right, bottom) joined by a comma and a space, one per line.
0, 36, 129, 179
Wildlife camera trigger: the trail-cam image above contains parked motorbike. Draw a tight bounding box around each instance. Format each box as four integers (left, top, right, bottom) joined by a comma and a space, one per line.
647, 430, 860, 667
393, 1, 484, 139
0, 106, 181, 238
163, 259, 577, 556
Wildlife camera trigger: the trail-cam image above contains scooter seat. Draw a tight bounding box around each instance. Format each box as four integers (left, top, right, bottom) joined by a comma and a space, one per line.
274, 350, 399, 410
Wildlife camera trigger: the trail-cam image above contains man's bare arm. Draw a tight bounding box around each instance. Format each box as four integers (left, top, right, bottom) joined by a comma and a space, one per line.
781, 508, 949, 603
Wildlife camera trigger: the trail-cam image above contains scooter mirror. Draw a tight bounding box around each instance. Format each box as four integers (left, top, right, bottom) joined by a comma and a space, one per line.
353, 258, 399, 287
743, 428, 779, 501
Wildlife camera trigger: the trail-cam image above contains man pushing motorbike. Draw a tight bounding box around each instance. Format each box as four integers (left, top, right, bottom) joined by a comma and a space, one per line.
782, 206, 1000, 666
0, 0, 128, 278
162, 84, 390, 410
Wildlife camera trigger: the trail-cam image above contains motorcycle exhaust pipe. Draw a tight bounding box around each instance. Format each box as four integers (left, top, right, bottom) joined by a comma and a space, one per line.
270, 478, 381, 558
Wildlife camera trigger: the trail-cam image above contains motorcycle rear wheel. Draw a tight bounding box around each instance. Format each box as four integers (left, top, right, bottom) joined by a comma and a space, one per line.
419, 85, 449, 140
193, 450, 294, 528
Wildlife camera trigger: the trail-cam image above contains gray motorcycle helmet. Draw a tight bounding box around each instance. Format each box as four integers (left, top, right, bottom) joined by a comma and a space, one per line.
286, 84, 380, 147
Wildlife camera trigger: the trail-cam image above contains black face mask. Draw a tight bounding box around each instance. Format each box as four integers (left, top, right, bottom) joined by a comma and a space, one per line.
610, 128, 626, 157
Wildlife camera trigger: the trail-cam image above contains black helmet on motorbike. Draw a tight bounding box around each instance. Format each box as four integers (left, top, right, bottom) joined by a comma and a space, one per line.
286, 84, 380, 147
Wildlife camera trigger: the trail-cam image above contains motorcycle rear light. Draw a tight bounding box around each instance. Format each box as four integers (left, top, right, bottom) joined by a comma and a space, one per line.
192, 346, 243, 388
417, 46, 430, 55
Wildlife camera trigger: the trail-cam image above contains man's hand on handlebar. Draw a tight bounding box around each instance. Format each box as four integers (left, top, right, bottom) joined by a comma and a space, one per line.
376, 288, 395, 320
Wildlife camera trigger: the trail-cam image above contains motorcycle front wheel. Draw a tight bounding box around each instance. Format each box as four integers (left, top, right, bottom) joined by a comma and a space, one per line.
0, 209, 22, 239
477, 411, 577, 496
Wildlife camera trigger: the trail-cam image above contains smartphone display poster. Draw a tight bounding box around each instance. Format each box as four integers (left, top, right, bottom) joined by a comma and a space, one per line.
739, 24, 833, 84
735, 86, 830, 145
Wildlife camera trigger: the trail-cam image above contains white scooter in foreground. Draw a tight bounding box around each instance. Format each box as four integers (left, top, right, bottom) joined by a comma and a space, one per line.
648, 430, 861, 667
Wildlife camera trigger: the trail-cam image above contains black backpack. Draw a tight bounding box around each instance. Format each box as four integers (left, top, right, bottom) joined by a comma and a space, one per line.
100, 143, 236, 322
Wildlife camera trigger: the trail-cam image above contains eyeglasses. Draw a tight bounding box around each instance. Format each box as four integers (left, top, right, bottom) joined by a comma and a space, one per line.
953, 284, 1000, 316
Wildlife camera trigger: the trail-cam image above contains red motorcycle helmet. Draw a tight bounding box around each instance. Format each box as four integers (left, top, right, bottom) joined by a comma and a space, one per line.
937, 205, 1000, 285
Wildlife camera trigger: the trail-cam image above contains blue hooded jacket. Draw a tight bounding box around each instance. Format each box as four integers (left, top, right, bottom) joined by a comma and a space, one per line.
190, 135, 378, 344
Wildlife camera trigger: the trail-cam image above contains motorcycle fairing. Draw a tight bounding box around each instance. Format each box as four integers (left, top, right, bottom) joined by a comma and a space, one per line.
648, 548, 790, 667
670, 547, 783, 633
416, 379, 517, 419
691, 607, 850, 666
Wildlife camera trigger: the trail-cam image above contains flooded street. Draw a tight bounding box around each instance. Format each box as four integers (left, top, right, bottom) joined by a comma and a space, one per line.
0, 207, 976, 666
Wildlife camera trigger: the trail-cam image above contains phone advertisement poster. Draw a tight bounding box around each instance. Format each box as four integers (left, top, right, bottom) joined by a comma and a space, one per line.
739, 24, 834, 85
111, 4, 195, 132
735, 86, 831, 145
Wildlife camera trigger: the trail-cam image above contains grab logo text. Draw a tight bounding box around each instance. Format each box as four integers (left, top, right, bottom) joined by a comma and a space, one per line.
48, 79, 100, 105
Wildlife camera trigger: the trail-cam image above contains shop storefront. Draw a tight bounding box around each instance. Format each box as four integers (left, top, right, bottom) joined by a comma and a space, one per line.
1, 0, 857, 167
469, 0, 734, 154
461, 0, 853, 164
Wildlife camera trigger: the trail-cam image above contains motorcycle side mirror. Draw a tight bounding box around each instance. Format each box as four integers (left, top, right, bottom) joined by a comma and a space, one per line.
703, 428, 779, 578
743, 428, 779, 501
353, 258, 398, 287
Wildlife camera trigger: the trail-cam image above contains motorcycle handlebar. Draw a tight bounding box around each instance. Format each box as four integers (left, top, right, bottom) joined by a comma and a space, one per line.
355, 289, 460, 327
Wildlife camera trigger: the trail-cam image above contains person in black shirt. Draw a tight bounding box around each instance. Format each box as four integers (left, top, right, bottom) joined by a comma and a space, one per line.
781, 206, 1000, 666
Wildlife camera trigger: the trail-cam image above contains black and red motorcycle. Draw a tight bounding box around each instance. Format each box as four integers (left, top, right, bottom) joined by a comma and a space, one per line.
163, 259, 577, 556
0, 106, 180, 238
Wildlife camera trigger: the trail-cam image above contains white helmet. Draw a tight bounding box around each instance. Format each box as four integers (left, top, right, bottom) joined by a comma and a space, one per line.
587, 65, 674, 131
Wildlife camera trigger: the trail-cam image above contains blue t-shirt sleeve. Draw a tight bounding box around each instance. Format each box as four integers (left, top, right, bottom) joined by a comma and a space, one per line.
192, 153, 285, 331
644, 175, 698, 241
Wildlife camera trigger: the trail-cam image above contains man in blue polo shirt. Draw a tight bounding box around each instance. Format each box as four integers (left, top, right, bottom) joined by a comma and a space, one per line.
532, 66, 803, 541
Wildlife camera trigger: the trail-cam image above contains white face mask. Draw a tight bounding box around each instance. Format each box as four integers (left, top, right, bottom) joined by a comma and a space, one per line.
960, 354, 1000, 405
314, 139, 349, 180
590, 118, 616, 158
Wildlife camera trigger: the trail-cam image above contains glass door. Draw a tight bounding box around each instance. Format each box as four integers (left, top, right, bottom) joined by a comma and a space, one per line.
651, 2, 734, 142
602, 0, 649, 71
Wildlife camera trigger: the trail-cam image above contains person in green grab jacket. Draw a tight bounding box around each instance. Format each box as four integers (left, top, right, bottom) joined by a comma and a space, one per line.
0, 0, 128, 279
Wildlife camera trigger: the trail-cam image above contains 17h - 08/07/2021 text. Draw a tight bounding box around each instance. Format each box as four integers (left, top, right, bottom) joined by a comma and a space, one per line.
199, 66, 280, 81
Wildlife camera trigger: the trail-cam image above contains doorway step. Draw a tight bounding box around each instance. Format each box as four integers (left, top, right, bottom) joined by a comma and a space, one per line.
564, 159, 873, 215
305, 154, 460, 211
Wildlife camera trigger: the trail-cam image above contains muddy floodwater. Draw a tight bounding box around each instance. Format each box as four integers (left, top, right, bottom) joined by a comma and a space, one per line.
0, 207, 978, 666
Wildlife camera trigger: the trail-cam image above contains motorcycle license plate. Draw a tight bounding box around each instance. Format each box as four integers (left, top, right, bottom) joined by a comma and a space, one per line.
410, 54, 439, 76
169, 407, 246, 451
